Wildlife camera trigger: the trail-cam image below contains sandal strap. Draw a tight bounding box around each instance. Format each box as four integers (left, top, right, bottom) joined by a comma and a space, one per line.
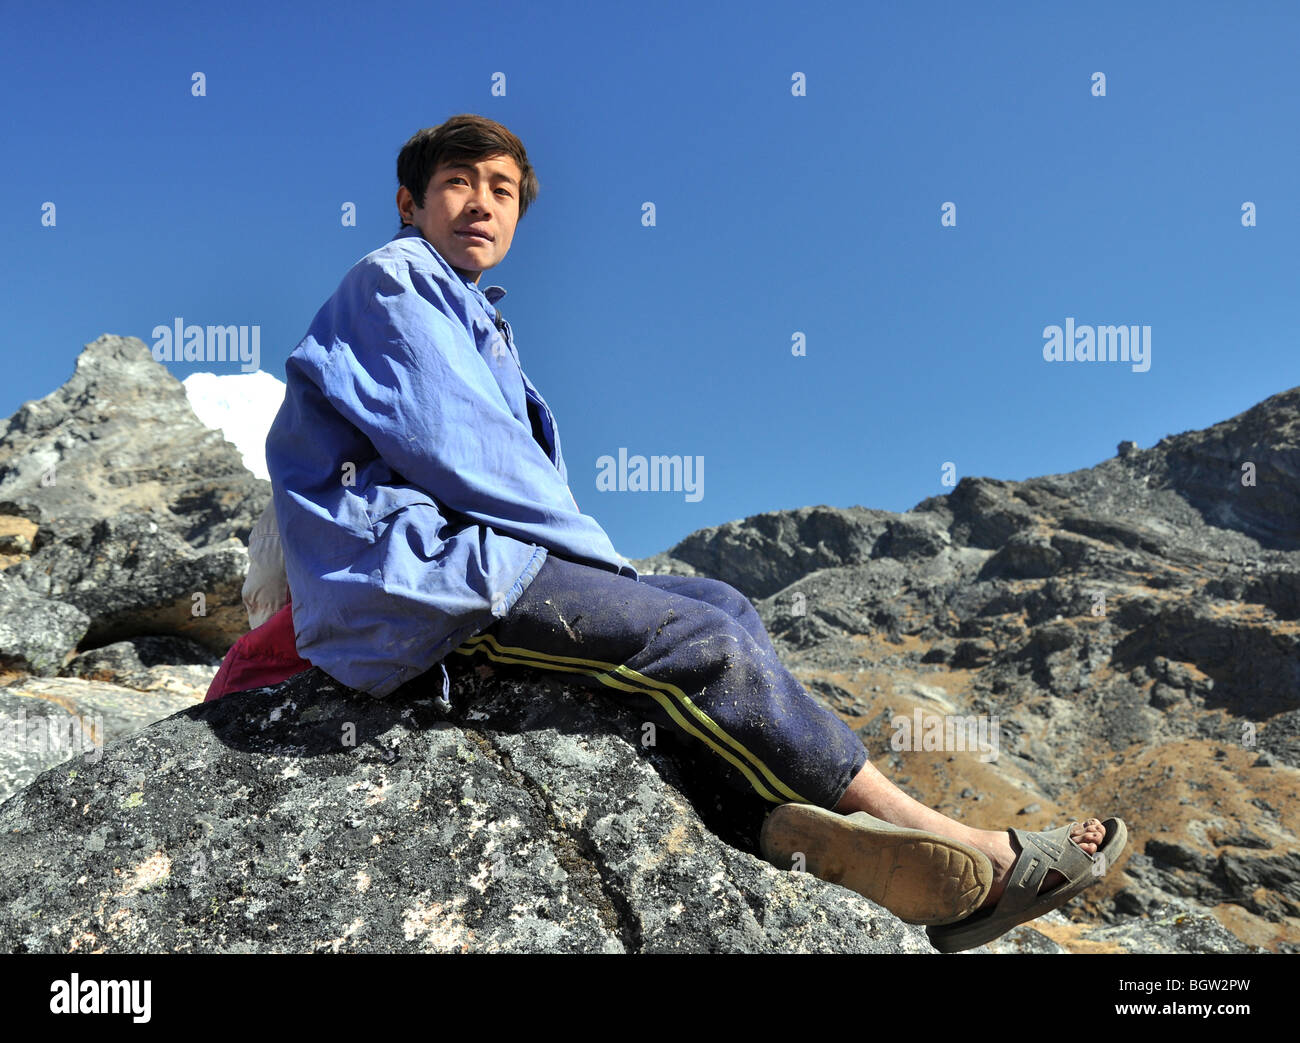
997, 823, 1095, 918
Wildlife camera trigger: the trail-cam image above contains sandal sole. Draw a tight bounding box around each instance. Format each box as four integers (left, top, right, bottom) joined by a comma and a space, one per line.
760, 804, 994, 926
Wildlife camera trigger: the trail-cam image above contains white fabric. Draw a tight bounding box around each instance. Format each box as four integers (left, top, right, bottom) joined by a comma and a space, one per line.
242, 497, 290, 630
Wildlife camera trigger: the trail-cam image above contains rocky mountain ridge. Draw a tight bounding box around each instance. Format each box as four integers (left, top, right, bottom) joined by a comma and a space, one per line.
0, 334, 1293, 952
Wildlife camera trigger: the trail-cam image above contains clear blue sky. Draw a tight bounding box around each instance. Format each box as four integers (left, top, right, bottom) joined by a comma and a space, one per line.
3, 1, 1296, 559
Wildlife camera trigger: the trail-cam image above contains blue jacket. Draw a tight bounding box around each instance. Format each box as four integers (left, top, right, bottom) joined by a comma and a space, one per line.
265, 225, 638, 697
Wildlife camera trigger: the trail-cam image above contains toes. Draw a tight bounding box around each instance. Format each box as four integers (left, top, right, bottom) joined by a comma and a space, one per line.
1070, 818, 1106, 854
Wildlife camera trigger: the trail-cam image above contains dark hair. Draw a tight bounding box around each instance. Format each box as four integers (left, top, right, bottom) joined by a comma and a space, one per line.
396, 114, 538, 231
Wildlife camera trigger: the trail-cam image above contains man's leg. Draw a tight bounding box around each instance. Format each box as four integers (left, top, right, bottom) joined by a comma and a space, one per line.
455, 555, 1110, 917
833, 760, 1107, 911
645, 572, 1113, 900
630, 572, 784, 654
453, 554, 867, 811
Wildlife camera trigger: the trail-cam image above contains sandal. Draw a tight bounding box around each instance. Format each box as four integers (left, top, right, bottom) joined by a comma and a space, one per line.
926, 817, 1128, 952
759, 804, 995, 926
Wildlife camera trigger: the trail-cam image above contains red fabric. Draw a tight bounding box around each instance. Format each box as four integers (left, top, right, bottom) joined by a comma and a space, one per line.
204, 597, 312, 702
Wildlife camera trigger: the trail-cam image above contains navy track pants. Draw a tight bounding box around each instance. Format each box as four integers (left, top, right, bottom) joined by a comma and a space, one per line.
449, 553, 868, 810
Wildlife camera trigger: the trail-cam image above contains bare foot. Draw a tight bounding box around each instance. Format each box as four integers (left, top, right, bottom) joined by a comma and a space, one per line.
831, 762, 1108, 916
960, 818, 1106, 911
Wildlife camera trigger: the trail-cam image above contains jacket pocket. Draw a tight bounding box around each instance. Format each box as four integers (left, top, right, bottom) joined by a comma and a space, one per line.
365, 483, 442, 529
364, 484, 449, 573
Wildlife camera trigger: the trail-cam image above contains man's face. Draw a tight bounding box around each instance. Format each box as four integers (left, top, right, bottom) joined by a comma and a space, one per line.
398, 154, 522, 284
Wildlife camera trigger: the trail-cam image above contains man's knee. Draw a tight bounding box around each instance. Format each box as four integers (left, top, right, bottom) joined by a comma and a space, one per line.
699, 577, 759, 623
671, 603, 756, 666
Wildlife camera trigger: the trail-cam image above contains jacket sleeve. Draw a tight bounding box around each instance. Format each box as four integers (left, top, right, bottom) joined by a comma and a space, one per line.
314, 260, 632, 572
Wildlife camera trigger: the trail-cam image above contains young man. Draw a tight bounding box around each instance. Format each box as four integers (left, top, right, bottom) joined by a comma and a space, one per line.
220, 114, 1125, 952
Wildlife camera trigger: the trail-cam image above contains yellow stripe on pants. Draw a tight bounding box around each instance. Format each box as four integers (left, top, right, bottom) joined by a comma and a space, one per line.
452, 631, 812, 805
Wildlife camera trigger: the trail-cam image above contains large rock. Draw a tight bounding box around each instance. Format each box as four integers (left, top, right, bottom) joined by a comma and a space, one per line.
3, 332, 1298, 953
0, 334, 267, 550
0, 661, 1260, 954
59, 636, 220, 696
0, 676, 202, 805
0, 335, 260, 671
0, 571, 89, 676
0, 664, 940, 954
9, 513, 248, 653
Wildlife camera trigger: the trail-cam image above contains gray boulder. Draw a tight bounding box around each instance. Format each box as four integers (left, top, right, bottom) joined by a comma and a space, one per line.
0, 676, 202, 804
0, 334, 267, 550
0, 663, 938, 954
0, 571, 89, 676
10, 513, 248, 654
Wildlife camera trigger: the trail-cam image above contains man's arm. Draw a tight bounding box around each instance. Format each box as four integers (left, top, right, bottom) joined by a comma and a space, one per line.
306, 257, 630, 573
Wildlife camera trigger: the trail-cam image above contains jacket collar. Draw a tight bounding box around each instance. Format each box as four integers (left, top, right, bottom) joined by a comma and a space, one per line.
391, 225, 507, 305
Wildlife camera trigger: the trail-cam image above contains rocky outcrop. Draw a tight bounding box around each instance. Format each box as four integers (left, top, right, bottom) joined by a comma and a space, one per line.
0, 335, 1295, 952
0, 659, 1253, 954
0, 334, 266, 549
8, 513, 248, 654
632, 505, 892, 599
0, 571, 90, 677
646, 388, 1300, 953
0, 677, 202, 808
0, 336, 259, 673
0, 663, 942, 954
0, 635, 220, 805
